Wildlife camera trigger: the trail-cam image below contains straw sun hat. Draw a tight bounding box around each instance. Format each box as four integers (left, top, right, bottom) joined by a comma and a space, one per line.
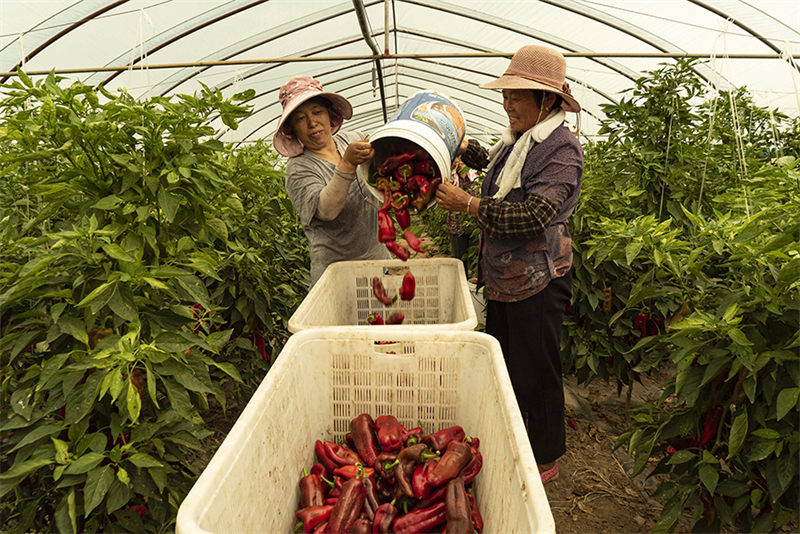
480, 45, 581, 113
272, 76, 353, 157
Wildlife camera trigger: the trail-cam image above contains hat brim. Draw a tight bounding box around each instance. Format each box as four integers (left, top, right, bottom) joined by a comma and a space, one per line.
480, 75, 581, 113
272, 91, 353, 157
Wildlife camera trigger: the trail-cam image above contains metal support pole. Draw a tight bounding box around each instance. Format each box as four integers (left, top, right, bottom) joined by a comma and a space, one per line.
352, 0, 388, 123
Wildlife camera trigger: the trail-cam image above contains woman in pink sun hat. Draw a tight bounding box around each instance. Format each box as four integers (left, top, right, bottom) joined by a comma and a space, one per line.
436, 45, 584, 484
273, 76, 388, 287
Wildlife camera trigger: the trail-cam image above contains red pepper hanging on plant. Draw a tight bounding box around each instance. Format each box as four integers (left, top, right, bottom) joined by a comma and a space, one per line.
399, 270, 416, 301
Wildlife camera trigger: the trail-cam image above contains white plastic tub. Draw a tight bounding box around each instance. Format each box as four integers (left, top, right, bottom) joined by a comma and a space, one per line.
176, 328, 555, 534
287, 258, 478, 332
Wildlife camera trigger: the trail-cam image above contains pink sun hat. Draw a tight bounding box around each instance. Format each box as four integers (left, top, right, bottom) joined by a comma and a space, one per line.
272, 76, 353, 157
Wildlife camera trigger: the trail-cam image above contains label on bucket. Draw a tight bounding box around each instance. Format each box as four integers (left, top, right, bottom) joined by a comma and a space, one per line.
390, 91, 466, 164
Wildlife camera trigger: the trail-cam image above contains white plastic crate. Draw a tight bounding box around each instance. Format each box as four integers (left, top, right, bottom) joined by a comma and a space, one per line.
176, 328, 555, 534
287, 258, 478, 332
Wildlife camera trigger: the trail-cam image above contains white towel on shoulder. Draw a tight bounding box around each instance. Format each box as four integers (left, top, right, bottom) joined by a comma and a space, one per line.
487, 109, 565, 200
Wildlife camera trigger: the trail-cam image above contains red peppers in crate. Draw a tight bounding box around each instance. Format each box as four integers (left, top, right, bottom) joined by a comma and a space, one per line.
327, 478, 366, 534
426, 441, 472, 487
372, 501, 398, 533
404, 230, 426, 254
375, 415, 404, 451
333, 464, 375, 480
392, 500, 447, 534
399, 270, 415, 301
424, 425, 465, 452
351, 413, 380, 468
385, 240, 410, 261
445, 477, 472, 534
296, 504, 335, 533
372, 277, 395, 306
467, 492, 484, 532
316, 440, 339, 474
377, 209, 395, 243
299, 469, 326, 508
323, 441, 362, 466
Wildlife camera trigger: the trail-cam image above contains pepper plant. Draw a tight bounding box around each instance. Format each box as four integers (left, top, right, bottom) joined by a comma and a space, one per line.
0, 72, 308, 532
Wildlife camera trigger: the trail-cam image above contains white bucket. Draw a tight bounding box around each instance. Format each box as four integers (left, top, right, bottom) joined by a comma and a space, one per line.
357, 90, 466, 210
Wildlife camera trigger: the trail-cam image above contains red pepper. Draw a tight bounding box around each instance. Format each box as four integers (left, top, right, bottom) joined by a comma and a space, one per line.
413, 160, 436, 177
459, 447, 482, 485
375, 452, 398, 479
466, 492, 484, 533
394, 443, 429, 498
327, 478, 366, 534
362, 476, 379, 519
424, 426, 465, 452
300, 470, 326, 508
377, 209, 395, 243
367, 312, 384, 325
403, 230, 426, 254
402, 425, 425, 446
375, 415, 404, 451
426, 441, 472, 488
406, 174, 430, 194
394, 207, 411, 230
310, 462, 327, 478
296, 505, 335, 533
399, 270, 415, 301
372, 501, 398, 534
699, 406, 723, 446
394, 161, 414, 183
376, 178, 392, 210
313, 520, 328, 534
444, 477, 472, 534
633, 312, 648, 338
333, 464, 375, 480
372, 277, 396, 306
385, 240, 410, 261
413, 459, 438, 500
350, 518, 371, 534
415, 484, 447, 509
386, 312, 404, 324
392, 500, 447, 534
323, 441, 363, 466
351, 413, 380, 468
316, 440, 339, 474
377, 151, 416, 175
391, 192, 410, 209
411, 177, 441, 213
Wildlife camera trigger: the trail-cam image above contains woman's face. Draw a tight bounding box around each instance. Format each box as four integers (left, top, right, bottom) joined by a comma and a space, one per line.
289, 99, 332, 152
502, 89, 548, 133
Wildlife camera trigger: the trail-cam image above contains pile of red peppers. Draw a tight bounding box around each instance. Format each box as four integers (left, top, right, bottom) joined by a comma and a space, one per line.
371, 148, 440, 261
294, 413, 484, 533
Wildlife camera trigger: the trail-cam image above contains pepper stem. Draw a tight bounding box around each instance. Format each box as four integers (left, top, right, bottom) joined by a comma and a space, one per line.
294, 520, 303, 532
321, 475, 335, 489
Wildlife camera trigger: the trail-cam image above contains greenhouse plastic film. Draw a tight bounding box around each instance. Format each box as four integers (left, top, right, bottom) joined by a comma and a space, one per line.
175, 328, 554, 533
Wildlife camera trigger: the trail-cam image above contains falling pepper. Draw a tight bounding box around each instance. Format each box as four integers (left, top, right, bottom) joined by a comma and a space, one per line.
398, 270, 416, 301
411, 177, 442, 213
413, 159, 436, 177
426, 441, 473, 488
377, 209, 396, 243
327, 478, 366, 534
394, 161, 414, 184
404, 230, 426, 254
391, 192, 410, 210
394, 206, 411, 230
372, 276, 396, 306
386, 312, 404, 324
385, 240, 411, 261
367, 312, 384, 325
444, 477, 472, 534
350, 413, 380, 468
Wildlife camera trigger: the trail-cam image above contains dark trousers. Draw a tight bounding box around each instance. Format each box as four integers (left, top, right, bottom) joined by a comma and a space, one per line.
485, 272, 572, 464
449, 233, 472, 277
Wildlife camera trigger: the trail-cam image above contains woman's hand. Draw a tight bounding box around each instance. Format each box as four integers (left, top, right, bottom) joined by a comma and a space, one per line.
339, 140, 374, 173
436, 182, 476, 215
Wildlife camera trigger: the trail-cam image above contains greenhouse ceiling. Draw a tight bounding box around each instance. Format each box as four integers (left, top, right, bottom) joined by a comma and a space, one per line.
1, 0, 798, 146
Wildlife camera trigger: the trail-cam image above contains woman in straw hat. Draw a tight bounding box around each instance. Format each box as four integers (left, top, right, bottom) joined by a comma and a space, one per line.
273, 76, 389, 287
437, 45, 583, 483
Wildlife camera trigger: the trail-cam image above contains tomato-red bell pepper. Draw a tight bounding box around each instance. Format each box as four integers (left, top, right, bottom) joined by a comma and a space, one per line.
350, 413, 380, 468
394, 206, 411, 230
394, 161, 414, 183
392, 500, 447, 534
377, 151, 416, 175
300, 470, 326, 508
316, 440, 339, 474
310, 462, 327, 478
444, 477, 472, 534
367, 312, 384, 325
377, 209, 395, 243
296, 504, 335, 533
413, 159, 436, 177
413, 460, 438, 500
333, 464, 375, 480
391, 192, 410, 209
327, 478, 366, 534
385, 240, 410, 261
399, 270, 415, 301
424, 425, 465, 452
394, 443, 428, 498
404, 230, 426, 254
426, 441, 472, 487
402, 424, 424, 446
372, 501, 398, 534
